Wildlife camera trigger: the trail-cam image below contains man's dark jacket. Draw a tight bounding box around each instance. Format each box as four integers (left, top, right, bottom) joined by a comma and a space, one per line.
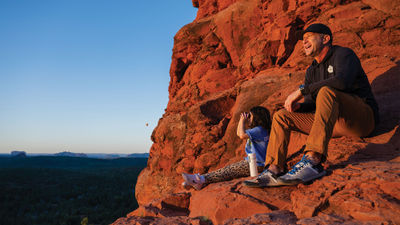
300, 45, 379, 125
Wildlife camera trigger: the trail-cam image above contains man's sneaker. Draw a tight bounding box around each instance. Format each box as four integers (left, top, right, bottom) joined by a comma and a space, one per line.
243, 169, 283, 187
278, 155, 326, 185
182, 173, 205, 190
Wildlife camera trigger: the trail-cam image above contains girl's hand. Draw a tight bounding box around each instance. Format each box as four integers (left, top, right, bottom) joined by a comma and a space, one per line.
237, 112, 250, 139
240, 112, 250, 120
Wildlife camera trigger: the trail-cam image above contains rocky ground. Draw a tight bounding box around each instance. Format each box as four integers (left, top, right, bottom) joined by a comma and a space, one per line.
112, 0, 400, 224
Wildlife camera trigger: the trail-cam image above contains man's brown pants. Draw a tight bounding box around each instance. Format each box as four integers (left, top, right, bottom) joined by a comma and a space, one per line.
265, 86, 375, 169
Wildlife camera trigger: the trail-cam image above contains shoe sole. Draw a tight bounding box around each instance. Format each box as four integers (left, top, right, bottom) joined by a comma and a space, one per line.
279, 171, 326, 186
302, 170, 326, 183
243, 180, 284, 188
243, 180, 264, 188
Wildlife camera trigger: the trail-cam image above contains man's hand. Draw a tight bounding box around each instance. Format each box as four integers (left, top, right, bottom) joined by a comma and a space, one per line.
284, 89, 302, 112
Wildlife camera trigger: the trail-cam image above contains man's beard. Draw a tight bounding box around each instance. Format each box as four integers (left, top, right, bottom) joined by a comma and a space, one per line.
309, 43, 324, 57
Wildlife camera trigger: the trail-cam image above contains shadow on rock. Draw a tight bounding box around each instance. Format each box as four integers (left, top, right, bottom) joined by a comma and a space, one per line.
370, 60, 400, 136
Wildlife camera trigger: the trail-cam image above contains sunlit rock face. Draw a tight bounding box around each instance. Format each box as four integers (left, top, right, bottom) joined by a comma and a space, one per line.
116, 0, 400, 224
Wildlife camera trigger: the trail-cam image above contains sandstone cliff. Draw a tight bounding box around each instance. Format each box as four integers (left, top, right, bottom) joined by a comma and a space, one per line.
113, 0, 400, 224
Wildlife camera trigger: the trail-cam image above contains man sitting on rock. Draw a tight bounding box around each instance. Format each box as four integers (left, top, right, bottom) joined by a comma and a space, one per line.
245, 23, 379, 187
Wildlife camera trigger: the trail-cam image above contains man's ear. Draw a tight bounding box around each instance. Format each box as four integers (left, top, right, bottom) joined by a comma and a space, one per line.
323, 35, 331, 45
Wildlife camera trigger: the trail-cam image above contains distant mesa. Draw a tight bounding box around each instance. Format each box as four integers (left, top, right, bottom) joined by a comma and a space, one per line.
127, 153, 149, 158
103, 154, 121, 159
54, 151, 88, 158
11, 151, 27, 158
85, 153, 149, 159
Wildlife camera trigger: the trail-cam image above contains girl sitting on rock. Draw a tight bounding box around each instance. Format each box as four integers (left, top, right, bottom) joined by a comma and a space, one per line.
182, 106, 271, 190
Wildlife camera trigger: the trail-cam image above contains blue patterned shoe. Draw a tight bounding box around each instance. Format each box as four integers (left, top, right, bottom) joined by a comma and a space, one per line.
278, 155, 326, 185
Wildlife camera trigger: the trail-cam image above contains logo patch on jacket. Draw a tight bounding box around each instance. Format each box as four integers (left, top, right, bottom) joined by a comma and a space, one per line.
327, 65, 334, 73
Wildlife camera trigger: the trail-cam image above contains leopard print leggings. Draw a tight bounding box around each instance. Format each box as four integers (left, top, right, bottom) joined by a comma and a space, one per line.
203, 160, 264, 184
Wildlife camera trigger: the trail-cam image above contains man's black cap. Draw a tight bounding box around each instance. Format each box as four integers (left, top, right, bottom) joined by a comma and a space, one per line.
299, 23, 332, 40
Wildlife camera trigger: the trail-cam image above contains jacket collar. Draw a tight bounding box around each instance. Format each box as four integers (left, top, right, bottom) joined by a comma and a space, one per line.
311, 45, 336, 66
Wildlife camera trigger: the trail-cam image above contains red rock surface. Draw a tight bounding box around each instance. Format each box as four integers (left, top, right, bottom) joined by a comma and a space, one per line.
113, 0, 400, 224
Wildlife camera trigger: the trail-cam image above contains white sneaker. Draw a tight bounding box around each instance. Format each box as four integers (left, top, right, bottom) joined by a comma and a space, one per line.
243, 169, 284, 187
182, 173, 205, 190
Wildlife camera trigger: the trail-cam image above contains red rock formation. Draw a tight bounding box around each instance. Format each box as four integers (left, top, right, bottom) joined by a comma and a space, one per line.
113, 0, 400, 224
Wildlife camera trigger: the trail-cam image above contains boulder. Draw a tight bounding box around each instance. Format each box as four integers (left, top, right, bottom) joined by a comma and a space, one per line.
115, 0, 400, 224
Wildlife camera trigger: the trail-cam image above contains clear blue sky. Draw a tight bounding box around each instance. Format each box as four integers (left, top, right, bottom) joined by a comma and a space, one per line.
0, 1, 197, 154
